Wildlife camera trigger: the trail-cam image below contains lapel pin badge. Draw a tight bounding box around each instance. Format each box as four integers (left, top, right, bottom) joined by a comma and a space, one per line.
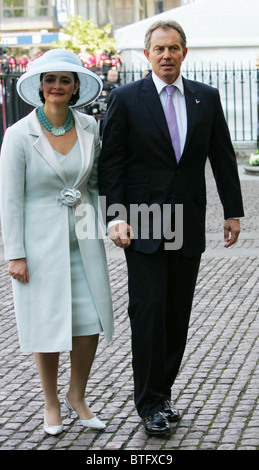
196, 99, 200, 104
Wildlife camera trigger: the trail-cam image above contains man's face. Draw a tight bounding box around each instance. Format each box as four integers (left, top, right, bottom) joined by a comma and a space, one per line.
107, 70, 118, 83
144, 27, 188, 84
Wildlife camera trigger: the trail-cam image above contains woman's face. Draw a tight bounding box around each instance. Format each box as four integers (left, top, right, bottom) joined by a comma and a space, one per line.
40, 71, 79, 106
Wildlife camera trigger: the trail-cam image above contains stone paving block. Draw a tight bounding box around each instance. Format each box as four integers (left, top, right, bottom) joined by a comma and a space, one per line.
0, 162, 258, 451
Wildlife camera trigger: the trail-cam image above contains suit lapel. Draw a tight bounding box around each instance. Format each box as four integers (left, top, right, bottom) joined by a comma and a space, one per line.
181, 77, 201, 156
140, 75, 172, 145
139, 75, 202, 166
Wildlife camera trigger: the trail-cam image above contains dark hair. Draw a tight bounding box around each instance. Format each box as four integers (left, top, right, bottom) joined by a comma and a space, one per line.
39, 72, 80, 106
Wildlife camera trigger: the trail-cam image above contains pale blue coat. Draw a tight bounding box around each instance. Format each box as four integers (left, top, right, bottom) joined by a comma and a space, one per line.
0, 109, 114, 352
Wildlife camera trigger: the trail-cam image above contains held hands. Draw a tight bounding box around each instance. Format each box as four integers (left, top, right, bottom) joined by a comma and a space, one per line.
108, 222, 134, 249
224, 219, 240, 248
8, 258, 29, 283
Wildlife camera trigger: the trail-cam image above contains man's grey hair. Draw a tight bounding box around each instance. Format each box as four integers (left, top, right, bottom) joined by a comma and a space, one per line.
144, 20, 187, 51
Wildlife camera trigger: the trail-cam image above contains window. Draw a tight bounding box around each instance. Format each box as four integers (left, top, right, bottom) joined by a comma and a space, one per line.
3, 0, 49, 18
155, 1, 164, 14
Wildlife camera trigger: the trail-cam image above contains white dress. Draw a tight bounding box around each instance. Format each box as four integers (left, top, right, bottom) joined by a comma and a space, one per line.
55, 140, 103, 337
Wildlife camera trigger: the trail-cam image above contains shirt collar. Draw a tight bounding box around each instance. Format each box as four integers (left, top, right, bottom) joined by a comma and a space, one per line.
152, 71, 184, 96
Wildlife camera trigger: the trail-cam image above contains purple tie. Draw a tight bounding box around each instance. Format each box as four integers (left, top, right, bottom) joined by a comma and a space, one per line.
164, 85, 181, 162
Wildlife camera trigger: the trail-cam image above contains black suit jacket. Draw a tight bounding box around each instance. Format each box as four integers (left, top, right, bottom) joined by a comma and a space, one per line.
98, 73, 244, 256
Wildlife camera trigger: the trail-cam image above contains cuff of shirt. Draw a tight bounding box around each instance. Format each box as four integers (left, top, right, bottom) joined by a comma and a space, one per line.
108, 220, 125, 229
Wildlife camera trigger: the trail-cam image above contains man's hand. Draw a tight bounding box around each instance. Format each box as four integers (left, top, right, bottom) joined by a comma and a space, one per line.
224, 219, 240, 248
108, 222, 134, 249
8, 258, 29, 283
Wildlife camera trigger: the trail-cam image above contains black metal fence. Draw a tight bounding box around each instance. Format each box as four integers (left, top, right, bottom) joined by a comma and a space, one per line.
0, 72, 33, 137
182, 62, 258, 143
0, 62, 258, 146
120, 63, 258, 144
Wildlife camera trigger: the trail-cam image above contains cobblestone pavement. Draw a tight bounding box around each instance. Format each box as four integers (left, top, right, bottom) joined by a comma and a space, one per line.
0, 161, 258, 454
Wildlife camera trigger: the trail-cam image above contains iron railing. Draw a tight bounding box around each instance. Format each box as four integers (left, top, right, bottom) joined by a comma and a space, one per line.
120, 62, 258, 144
0, 62, 258, 145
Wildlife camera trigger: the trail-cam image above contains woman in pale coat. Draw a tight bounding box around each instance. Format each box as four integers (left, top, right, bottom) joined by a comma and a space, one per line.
0, 49, 113, 435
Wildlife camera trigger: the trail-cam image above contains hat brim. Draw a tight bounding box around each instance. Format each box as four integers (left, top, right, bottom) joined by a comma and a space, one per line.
17, 61, 103, 108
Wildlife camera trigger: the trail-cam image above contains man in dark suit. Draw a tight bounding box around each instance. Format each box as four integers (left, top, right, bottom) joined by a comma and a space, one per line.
98, 20, 244, 436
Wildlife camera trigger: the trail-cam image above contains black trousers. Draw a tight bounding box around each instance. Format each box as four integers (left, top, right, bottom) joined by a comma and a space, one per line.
125, 245, 201, 418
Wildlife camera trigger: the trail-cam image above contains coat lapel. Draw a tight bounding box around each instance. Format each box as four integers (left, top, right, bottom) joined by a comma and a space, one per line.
27, 110, 68, 185
72, 110, 94, 189
34, 136, 69, 185
27, 109, 94, 188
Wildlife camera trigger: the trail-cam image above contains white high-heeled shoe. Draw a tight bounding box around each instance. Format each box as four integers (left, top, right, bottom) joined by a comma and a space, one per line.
43, 412, 63, 436
64, 395, 106, 430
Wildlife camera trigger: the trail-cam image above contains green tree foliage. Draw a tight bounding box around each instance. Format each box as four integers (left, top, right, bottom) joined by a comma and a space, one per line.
53, 15, 116, 55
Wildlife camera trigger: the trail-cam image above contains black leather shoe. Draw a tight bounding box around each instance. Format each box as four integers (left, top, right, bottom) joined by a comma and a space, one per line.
163, 400, 180, 422
142, 411, 170, 436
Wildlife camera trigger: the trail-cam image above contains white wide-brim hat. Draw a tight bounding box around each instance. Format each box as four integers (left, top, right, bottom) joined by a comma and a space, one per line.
16, 48, 103, 108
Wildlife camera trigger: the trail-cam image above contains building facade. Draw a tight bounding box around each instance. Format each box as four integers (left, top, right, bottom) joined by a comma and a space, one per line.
0, 0, 187, 52
72, 0, 182, 29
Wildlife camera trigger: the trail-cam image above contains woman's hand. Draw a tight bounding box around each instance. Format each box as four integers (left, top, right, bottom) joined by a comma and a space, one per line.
8, 258, 29, 283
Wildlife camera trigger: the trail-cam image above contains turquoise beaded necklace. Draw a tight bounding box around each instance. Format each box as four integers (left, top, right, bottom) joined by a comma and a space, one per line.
37, 105, 74, 136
